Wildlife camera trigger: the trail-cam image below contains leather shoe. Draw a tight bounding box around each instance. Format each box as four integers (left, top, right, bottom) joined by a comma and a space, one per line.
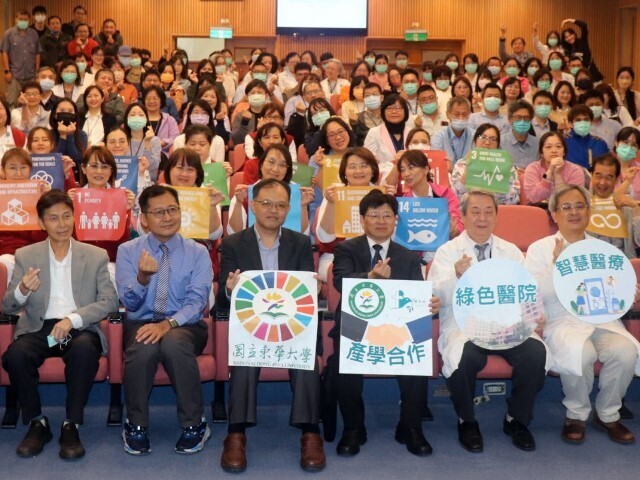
561, 418, 585, 444
395, 425, 433, 456
422, 405, 434, 422
59, 422, 85, 459
16, 417, 52, 457
593, 414, 635, 444
300, 433, 326, 471
503, 417, 535, 451
336, 428, 367, 456
221, 433, 247, 473
457, 421, 483, 453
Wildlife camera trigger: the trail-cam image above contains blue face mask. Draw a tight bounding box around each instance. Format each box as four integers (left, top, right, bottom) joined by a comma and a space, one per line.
537, 80, 551, 91
421, 102, 438, 115
616, 144, 639, 162
61, 72, 77, 84
446, 61, 459, 71
225, 57, 233, 66
548, 37, 559, 47
253, 72, 267, 83
119, 56, 131, 68
215, 65, 226, 75
573, 120, 592, 137
365, 57, 375, 67
396, 59, 408, 69
312, 110, 330, 127
548, 59, 563, 71
422, 72, 432, 82
534, 104, 552, 119
487, 66, 501, 76
375, 64, 388, 74
127, 117, 147, 132
505, 66, 519, 78
483, 97, 501, 113
436, 79, 450, 91
364, 95, 381, 110
450, 119, 468, 131
403, 83, 418, 96
512, 120, 531, 135
527, 66, 539, 77
16, 20, 29, 30
465, 63, 478, 74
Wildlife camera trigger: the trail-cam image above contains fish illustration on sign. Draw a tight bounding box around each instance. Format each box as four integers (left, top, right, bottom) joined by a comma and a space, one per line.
407, 229, 437, 244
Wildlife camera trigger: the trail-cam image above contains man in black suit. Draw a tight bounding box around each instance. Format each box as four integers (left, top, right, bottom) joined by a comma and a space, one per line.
332, 190, 439, 457
217, 178, 325, 473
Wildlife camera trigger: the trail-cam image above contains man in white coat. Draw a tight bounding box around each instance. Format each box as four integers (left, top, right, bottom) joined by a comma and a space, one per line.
525, 184, 640, 445
429, 190, 548, 453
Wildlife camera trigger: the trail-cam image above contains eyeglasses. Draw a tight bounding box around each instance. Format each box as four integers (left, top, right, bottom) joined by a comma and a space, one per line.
145, 206, 181, 218
327, 129, 347, 140
264, 158, 288, 169
23, 91, 40, 97
477, 135, 498, 143
87, 163, 112, 171
386, 105, 404, 111
558, 202, 587, 212
253, 199, 289, 212
365, 213, 395, 221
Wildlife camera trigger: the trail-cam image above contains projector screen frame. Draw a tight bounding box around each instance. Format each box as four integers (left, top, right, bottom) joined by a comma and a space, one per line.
275, 0, 369, 36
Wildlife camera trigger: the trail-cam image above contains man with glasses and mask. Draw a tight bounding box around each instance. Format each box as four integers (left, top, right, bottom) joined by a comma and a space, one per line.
217, 178, 324, 473
2, 190, 118, 459
526, 185, 640, 445
116, 185, 213, 456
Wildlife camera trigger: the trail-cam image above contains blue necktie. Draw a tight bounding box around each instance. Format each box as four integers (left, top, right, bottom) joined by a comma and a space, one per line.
371, 244, 383, 269
153, 244, 169, 321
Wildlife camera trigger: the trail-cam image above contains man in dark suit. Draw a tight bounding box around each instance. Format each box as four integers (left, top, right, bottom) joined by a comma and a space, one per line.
2, 190, 119, 459
217, 178, 325, 473
332, 189, 439, 457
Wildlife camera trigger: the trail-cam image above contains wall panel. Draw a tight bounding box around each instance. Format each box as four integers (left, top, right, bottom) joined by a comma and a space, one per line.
5, 0, 622, 80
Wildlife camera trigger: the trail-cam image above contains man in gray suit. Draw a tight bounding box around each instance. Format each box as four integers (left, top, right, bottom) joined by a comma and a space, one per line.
2, 190, 119, 459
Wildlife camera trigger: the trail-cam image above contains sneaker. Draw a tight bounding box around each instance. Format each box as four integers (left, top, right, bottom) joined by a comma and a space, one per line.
175, 419, 211, 454
122, 421, 150, 455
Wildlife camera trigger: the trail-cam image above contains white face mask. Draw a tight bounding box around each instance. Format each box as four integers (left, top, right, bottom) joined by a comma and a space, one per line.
34, 14, 46, 23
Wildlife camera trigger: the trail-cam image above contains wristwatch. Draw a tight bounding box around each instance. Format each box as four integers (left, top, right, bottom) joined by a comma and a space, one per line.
167, 318, 178, 329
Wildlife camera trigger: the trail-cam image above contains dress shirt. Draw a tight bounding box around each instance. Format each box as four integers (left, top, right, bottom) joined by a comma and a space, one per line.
469, 111, 512, 136
255, 227, 281, 270
501, 131, 540, 169
366, 237, 391, 262
83, 111, 105, 146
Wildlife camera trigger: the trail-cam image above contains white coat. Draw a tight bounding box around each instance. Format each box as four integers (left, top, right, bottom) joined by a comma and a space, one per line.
428, 231, 551, 378
363, 123, 412, 185
524, 232, 640, 376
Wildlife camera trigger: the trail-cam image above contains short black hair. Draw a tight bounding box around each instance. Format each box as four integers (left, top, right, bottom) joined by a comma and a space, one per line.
142, 85, 167, 109
578, 89, 605, 104
568, 104, 594, 122
591, 153, 621, 177
359, 189, 398, 216
36, 190, 73, 220
253, 178, 291, 201
139, 185, 180, 213
164, 148, 205, 187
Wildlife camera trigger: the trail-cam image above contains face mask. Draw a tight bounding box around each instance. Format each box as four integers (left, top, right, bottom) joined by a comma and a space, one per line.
76, 62, 87, 74
450, 119, 468, 131
576, 79, 593, 91
34, 14, 46, 23
573, 120, 591, 137
537, 80, 551, 91
483, 97, 501, 113
190, 113, 210, 125
548, 59, 563, 71
251, 53, 260, 63
117, 56, 130, 68
403, 83, 418, 96
353, 88, 364, 101
512, 120, 531, 134
312, 110, 330, 127
534, 104, 552, 119
505, 66, 519, 77
421, 102, 438, 115
408, 142, 430, 150
527, 66, 539, 77
616, 144, 639, 162
487, 66, 501, 76
127, 116, 147, 131
61, 72, 77, 84
130, 58, 142, 68
478, 79, 490, 90
396, 59, 407, 69
113, 70, 124, 83
225, 57, 233, 66
570, 67, 580, 76
56, 112, 76, 125
436, 79, 450, 91
160, 73, 174, 84
253, 72, 267, 83
589, 105, 603, 119
465, 63, 478, 74
548, 37, 559, 47
365, 57, 375, 67
215, 65, 226, 75
39, 78, 55, 92
446, 61, 459, 71
16, 20, 29, 30
375, 64, 388, 74
248, 94, 266, 109
422, 72, 433, 82
364, 95, 381, 110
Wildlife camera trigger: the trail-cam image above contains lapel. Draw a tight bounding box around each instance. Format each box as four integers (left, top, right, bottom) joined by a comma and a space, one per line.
70, 239, 85, 306
243, 227, 263, 269
379, 124, 396, 155
355, 235, 373, 270
38, 241, 51, 312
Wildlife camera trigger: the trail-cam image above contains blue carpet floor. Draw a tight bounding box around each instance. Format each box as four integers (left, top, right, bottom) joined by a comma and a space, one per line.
1, 376, 639, 480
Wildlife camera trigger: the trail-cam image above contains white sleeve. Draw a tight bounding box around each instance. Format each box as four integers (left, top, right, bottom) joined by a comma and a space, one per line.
211, 136, 226, 163
244, 135, 255, 158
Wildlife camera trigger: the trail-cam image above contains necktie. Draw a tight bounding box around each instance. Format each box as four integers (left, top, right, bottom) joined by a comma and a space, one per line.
371, 244, 383, 269
153, 244, 169, 321
475, 243, 489, 262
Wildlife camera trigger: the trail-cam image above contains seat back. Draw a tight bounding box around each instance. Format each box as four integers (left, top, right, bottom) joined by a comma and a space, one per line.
297, 144, 310, 165
232, 144, 247, 172
493, 205, 550, 251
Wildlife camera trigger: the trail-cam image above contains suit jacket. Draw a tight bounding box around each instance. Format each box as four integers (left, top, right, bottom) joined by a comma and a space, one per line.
332, 235, 425, 342
2, 238, 119, 353
217, 226, 314, 309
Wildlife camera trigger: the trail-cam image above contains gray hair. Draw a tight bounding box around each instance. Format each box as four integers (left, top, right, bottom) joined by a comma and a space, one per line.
324, 58, 344, 73
447, 95, 471, 113
460, 189, 499, 215
548, 184, 591, 212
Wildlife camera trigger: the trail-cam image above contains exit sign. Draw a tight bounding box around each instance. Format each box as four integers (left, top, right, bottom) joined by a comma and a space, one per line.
210, 27, 233, 39
404, 30, 427, 42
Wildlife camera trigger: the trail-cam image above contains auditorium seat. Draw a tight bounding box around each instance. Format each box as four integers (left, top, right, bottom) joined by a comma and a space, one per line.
297, 144, 310, 165
231, 144, 247, 172
494, 205, 551, 252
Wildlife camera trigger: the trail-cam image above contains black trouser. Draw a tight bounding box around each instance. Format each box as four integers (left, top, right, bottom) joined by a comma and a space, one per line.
2, 319, 101, 425
123, 320, 207, 428
446, 338, 546, 425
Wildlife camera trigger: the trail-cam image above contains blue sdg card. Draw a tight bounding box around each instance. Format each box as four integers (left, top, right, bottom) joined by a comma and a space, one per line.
394, 197, 450, 251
